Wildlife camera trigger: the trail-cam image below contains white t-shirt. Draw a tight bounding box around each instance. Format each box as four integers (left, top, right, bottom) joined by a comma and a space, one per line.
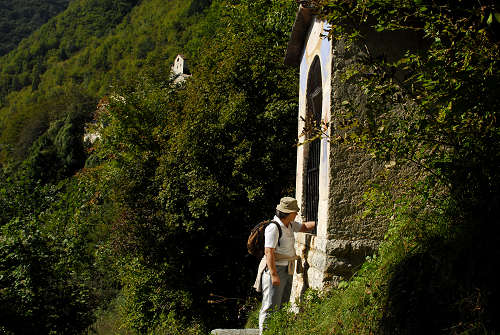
264, 215, 302, 266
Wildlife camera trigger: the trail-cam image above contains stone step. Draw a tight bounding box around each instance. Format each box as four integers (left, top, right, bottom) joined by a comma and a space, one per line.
210, 329, 259, 335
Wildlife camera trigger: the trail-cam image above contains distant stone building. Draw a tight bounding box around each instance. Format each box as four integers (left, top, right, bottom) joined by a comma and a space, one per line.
284, 3, 419, 305
171, 54, 191, 83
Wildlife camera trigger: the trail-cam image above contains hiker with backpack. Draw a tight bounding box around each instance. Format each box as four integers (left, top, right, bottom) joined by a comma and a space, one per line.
249, 197, 315, 334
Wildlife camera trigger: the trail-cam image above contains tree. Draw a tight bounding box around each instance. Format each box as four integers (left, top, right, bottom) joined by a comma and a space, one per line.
82, 1, 299, 331
307, 0, 500, 332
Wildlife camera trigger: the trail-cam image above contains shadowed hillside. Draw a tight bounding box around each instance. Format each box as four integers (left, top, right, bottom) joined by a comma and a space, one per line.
0, 0, 71, 56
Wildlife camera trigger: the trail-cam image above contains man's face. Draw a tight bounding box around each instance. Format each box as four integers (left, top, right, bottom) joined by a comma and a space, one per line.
289, 212, 298, 221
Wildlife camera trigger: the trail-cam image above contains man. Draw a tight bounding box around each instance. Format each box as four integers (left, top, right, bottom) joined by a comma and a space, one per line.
257, 196, 315, 334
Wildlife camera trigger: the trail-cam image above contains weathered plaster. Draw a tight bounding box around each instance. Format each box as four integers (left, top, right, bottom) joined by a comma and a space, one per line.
292, 17, 332, 305
287, 6, 423, 310
296, 17, 332, 239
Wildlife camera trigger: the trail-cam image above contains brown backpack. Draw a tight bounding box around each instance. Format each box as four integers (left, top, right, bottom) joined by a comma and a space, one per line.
247, 220, 282, 259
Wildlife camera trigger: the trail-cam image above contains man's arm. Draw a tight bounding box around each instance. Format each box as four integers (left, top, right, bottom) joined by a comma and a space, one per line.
300, 221, 316, 232
265, 247, 280, 286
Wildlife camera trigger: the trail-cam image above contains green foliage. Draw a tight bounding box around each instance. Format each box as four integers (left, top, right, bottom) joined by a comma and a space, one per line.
1, 0, 297, 332
0, 136, 120, 334
0, 0, 70, 56
244, 300, 260, 329
0, 84, 96, 163
87, 293, 135, 335
263, 255, 385, 335
76, 1, 299, 332
119, 259, 204, 335
266, 0, 500, 333
313, 0, 500, 200
0, 0, 139, 162
2, 0, 498, 333
0, 182, 98, 334
0, 0, 208, 165
0, 0, 138, 98
24, 109, 91, 183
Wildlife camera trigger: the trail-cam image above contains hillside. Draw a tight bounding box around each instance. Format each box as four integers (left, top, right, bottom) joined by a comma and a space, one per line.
0, 0, 71, 56
0, 0, 217, 163
0, 0, 138, 161
0, 0, 299, 333
2, 0, 497, 334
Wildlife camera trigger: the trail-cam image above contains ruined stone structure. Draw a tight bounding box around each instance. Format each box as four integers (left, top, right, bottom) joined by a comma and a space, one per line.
284, 5, 390, 305
171, 54, 191, 84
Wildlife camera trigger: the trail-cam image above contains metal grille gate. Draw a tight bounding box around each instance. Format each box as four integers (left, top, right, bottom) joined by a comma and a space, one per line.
305, 56, 322, 225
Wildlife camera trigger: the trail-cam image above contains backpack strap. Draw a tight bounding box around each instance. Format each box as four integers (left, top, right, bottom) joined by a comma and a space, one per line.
270, 220, 282, 247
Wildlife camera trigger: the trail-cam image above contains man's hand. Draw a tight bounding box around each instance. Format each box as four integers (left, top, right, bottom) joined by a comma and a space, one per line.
300, 221, 316, 232
271, 272, 280, 286
265, 247, 280, 286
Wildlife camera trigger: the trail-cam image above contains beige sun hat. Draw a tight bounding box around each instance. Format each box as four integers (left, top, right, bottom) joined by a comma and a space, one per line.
276, 197, 300, 213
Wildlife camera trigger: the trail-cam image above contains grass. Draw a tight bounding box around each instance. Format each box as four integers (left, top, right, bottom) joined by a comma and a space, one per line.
245, 302, 261, 329
261, 255, 385, 335
87, 294, 135, 335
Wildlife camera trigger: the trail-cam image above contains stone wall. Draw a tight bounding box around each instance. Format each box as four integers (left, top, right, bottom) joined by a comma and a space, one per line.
290, 17, 423, 306
322, 37, 386, 287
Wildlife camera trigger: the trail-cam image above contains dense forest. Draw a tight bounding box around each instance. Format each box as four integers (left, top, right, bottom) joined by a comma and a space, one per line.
1, 0, 298, 333
1, 0, 499, 334
0, 0, 71, 56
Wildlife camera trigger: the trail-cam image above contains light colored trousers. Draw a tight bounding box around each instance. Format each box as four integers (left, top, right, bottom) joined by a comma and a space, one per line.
258, 265, 293, 335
